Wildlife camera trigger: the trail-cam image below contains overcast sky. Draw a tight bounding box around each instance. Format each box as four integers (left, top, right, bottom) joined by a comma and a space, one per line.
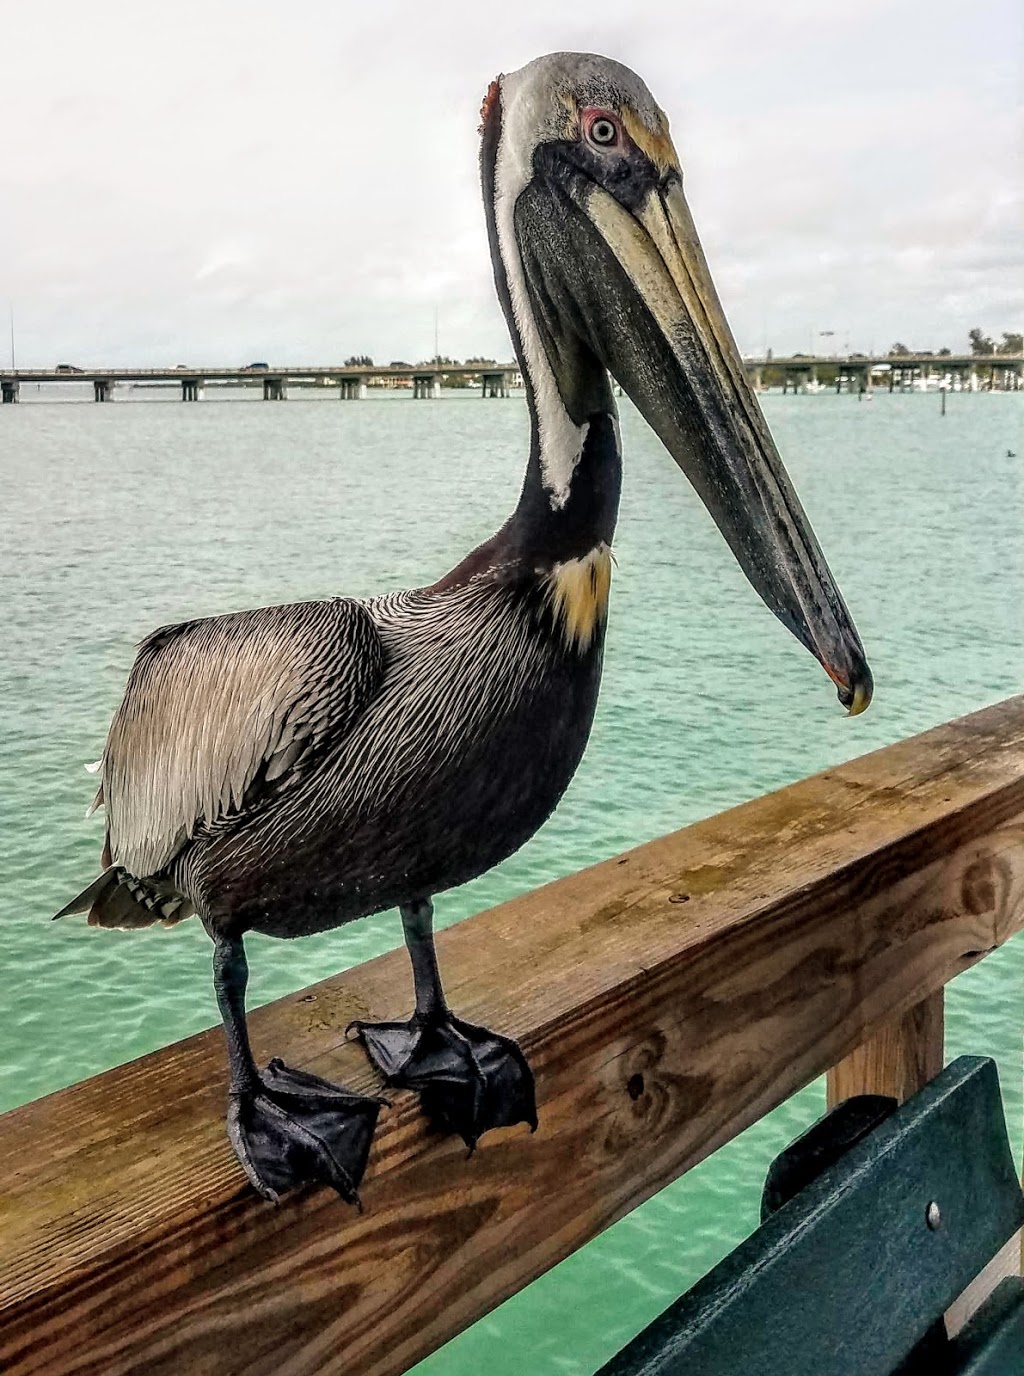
1, 0, 1020, 367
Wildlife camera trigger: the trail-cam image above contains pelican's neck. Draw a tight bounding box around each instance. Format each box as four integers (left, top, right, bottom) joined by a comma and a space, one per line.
508, 407, 621, 562
483, 113, 622, 563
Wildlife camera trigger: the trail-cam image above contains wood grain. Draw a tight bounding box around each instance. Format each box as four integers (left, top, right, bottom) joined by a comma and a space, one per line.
3, 696, 1024, 1376
827, 992, 945, 1107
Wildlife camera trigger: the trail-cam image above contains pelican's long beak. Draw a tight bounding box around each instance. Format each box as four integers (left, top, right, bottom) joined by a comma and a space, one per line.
520, 163, 872, 714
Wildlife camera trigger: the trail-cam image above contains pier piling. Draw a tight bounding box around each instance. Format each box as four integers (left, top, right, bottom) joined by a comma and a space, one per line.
481, 370, 509, 398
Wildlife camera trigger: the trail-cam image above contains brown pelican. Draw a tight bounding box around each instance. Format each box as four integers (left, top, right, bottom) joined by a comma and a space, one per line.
56, 52, 872, 1204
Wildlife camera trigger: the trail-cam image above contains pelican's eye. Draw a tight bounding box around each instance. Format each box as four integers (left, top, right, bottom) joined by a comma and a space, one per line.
582, 109, 621, 150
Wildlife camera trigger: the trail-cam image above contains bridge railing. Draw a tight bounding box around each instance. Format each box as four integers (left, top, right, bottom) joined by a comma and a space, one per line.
2, 697, 1023, 1375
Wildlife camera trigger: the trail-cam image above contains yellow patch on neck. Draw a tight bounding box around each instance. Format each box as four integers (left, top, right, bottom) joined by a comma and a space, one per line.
544, 544, 613, 653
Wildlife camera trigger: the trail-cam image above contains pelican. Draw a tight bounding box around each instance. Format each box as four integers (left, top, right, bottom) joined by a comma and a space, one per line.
56, 52, 872, 1204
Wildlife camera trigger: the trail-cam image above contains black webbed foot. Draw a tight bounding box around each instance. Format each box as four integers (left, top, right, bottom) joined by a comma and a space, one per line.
349, 1012, 537, 1151
227, 1058, 381, 1204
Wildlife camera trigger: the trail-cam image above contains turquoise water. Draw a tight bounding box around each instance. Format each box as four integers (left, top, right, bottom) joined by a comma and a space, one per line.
1, 387, 1022, 1372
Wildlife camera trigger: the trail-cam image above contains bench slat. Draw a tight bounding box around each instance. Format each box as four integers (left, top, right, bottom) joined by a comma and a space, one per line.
600, 1058, 1024, 1376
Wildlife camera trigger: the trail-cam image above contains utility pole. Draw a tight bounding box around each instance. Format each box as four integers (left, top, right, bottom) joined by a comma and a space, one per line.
9, 303, 15, 371
433, 306, 439, 363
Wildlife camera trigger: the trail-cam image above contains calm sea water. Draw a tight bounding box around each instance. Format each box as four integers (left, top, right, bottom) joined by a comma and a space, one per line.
1, 385, 1022, 1373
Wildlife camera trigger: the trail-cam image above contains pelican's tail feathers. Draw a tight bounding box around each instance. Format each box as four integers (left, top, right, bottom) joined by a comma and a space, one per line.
53, 869, 118, 919
53, 867, 193, 930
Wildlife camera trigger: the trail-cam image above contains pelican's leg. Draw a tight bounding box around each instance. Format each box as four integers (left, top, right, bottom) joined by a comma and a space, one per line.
349, 899, 537, 1151
212, 933, 380, 1204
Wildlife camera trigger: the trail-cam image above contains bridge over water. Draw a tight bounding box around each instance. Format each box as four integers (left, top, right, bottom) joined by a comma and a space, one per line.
1, 354, 1021, 403
750, 352, 1023, 395
0, 362, 519, 403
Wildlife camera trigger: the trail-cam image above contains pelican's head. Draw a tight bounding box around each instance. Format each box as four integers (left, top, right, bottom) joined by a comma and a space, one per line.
481, 53, 872, 715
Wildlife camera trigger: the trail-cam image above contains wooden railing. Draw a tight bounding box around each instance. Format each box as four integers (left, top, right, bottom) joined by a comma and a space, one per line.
3, 697, 1024, 1376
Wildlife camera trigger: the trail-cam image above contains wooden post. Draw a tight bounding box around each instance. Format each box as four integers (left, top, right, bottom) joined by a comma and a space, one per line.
827, 981, 1023, 1339
827, 991, 944, 1108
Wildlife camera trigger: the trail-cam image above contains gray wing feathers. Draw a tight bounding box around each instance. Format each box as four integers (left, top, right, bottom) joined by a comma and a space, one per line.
102, 599, 384, 876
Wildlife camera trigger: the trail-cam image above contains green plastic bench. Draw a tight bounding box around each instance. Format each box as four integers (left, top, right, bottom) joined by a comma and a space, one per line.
599, 1057, 1024, 1376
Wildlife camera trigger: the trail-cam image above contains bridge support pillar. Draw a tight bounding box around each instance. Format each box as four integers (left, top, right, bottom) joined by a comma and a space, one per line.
181, 378, 203, 401
412, 374, 439, 399
481, 370, 508, 398
339, 377, 366, 399
1, 378, 18, 403
263, 377, 286, 401
93, 379, 112, 402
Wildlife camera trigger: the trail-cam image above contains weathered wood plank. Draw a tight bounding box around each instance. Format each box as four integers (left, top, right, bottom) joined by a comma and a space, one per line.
826, 991, 945, 1108
3, 696, 1024, 1376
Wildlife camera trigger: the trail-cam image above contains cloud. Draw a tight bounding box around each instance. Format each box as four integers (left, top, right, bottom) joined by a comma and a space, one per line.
1, 0, 1020, 365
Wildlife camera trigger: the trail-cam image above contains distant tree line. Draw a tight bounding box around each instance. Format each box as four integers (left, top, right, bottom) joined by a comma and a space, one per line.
342, 354, 502, 370
888, 330, 1022, 358
339, 353, 507, 390
967, 329, 1022, 356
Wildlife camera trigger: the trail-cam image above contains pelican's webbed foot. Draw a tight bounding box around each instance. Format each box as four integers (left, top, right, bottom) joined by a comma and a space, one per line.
229, 1058, 381, 1204
211, 933, 381, 1204
351, 1012, 537, 1151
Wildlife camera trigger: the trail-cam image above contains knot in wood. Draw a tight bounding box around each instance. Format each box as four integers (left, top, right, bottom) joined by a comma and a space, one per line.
961, 854, 1001, 917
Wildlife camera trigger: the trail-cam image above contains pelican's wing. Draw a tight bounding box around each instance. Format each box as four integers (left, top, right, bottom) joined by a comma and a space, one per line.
101, 598, 385, 876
